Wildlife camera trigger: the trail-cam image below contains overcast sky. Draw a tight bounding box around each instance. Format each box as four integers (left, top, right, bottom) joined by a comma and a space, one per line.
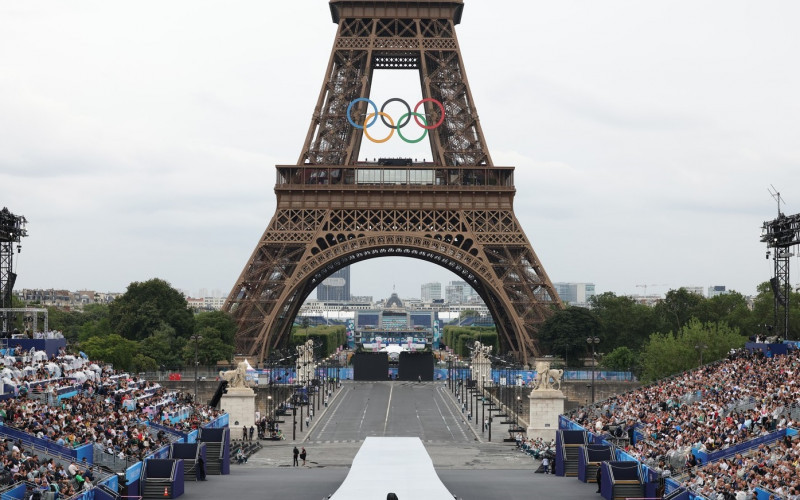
2, 1, 799, 301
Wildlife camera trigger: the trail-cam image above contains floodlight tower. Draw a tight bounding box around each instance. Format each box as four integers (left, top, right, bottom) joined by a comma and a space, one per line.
0, 208, 28, 333
760, 189, 800, 339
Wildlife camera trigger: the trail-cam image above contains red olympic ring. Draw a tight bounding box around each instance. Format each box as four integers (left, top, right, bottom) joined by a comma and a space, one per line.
413, 98, 446, 130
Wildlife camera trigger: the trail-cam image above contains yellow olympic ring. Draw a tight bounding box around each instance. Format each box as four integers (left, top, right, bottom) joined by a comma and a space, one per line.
362, 112, 394, 143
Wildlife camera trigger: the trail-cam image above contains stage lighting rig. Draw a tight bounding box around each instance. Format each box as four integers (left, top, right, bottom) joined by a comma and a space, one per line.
760, 189, 800, 339
1, 207, 28, 333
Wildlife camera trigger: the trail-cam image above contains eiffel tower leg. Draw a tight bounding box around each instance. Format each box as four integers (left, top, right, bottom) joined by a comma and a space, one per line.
226, 207, 561, 366
225, 2, 563, 367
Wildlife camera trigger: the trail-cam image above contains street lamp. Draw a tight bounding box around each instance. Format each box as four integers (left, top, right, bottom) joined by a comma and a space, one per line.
189, 334, 202, 403
695, 343, 708, 367
515, 395, 521, 429
481, 375, 486, 434
587, 336, 600, 404
267, 395, 273, 426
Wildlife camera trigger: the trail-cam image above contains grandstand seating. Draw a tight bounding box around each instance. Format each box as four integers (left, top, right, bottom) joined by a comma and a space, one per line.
562, 344, 800, 499
0, 335, 232, 500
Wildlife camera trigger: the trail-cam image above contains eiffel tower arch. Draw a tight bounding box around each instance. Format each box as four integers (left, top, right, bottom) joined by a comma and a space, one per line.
224, 0, 563, 366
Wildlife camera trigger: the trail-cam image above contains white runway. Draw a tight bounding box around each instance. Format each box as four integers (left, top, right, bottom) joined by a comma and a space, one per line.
329, 437, 455, 500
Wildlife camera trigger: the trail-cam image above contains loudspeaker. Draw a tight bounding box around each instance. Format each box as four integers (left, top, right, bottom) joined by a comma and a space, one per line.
770, 277, 788, 306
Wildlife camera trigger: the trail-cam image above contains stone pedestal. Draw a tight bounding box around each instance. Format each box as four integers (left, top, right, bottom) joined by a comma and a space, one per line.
527, 389, 565, 442
220, 387, 256, 428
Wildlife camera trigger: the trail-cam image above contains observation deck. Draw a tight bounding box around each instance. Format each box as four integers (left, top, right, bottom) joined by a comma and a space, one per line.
275, 163, 516, 210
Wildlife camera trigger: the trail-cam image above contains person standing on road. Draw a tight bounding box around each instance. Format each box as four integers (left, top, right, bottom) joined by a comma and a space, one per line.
300, 447, 307, 466
249, 425, 255, 441
242, 425, 247, 441
293, 446, 299, 466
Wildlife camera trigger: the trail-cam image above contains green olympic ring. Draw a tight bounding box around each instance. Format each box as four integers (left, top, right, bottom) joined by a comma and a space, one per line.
395, 112, 428, 143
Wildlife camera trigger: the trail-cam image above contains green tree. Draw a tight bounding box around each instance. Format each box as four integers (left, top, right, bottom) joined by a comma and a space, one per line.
459, 309, 480, 320
81, 334, 139, 371
590, 292, 662, 352
138, 323, 186, 370
109, 278, 194, 341
747, 282, 800, 340
691, 291, 752, 334
599, 346, 637, 372
132, 354, 158, 372
77, 317, 113, 342
194, 311, 237, 345
653, 288, 705, 332
538, 307, 601, 367
182, 326, 234, 366
639, 319, 746, 382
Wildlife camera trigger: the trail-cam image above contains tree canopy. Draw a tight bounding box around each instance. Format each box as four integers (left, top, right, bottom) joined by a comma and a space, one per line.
109, 278, 194, 341
538, 307, 601, 367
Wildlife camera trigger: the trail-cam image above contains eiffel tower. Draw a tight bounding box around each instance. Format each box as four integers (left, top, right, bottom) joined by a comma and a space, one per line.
224, 0, 563, 365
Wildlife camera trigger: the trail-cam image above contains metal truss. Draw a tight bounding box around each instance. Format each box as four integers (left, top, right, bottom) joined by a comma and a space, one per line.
226, 1, 562, 366
300, 7, 490, 167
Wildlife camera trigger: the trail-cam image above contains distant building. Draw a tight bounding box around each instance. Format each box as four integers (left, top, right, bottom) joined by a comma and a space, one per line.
683, 286, 705, 297
203, 297, 226, 310
187, 297, 205, 310
708, 285, 727, 298
353, 293, 439, 349
316, 267, 351, 301
444, 280, 482, 305
445, 282, 465, 304
553, 282, 596, 308
15, 288, 122, 309
420, 282, 442, 302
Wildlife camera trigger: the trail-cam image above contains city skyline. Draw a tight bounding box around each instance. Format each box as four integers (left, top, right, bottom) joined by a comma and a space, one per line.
2, 1, 799, 303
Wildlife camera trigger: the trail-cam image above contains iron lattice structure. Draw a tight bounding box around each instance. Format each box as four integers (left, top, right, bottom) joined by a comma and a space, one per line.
225, 0, 563, 365
761, 211, 800, 339
0, 207, 27, 333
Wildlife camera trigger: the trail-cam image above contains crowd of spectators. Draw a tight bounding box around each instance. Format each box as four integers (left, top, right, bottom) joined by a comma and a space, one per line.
1, 345, 103, 394
0, 440, 91, 498
568, 347, 800, 499
683, 433, 800, 499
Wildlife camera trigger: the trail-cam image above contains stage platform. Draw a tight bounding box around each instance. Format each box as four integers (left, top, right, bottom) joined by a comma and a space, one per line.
329, 437, 454, 500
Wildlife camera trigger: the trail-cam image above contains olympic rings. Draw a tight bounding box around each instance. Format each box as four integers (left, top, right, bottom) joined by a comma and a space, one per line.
346, 98, 378, 129
362, 112, 394, 143
347, 97, 445, 143
414, 98, 445, 130
380, 98, 412, 129
396, 112, 428, 143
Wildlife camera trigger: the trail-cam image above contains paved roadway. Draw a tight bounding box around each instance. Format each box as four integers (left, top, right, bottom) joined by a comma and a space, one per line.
307, 381, 474, 443
177, 381, 601, 499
